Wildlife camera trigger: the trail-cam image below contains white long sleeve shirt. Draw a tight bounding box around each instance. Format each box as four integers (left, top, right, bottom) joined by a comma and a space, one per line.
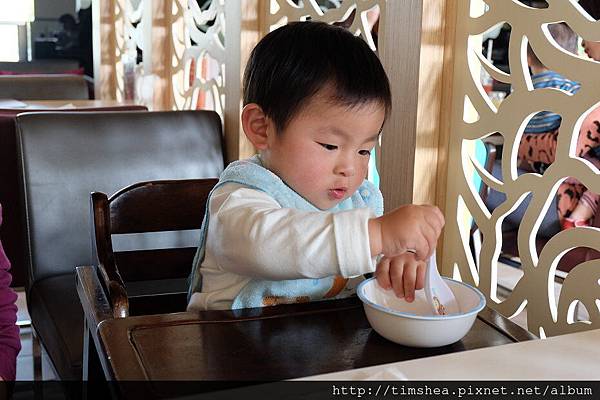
187, 183, 377, 311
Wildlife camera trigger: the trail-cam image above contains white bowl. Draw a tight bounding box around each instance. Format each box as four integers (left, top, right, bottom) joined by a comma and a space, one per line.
357, 277, 486, 347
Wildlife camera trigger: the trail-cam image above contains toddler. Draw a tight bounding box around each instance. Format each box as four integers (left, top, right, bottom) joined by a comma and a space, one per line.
187, 22, 444, 311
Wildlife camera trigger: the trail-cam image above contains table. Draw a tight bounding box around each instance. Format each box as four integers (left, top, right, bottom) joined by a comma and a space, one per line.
99, 301, 534, 381
305, 328, 600, 380
77, 266, 535, 398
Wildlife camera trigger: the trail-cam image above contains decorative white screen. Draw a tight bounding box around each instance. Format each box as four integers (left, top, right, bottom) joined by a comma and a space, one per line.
442, 0, 600, 337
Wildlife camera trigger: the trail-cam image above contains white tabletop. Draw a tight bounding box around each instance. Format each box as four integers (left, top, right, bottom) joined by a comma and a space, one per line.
302, 328, 600, 380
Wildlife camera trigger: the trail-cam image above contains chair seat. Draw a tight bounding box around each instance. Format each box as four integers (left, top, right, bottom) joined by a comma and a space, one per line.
28, 274, 191, 380
28, 273, 82, 380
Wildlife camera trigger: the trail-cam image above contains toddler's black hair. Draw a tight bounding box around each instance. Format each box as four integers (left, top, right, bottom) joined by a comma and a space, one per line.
243, 21, 392, 132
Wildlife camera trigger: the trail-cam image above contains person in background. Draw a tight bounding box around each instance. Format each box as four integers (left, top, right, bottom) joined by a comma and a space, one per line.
579, 0, 600, 60
578, 0, 600, 262
55, 14, 79, 55
187, 22, 444, 312
523, 23, 581, 136
517, 21, 600, 229
0, 204, 21, 383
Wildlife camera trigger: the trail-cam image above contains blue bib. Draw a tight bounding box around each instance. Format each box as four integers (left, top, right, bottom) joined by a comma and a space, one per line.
188, 155, 383, 309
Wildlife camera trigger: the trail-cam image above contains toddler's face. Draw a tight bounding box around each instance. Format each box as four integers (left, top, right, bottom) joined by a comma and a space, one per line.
261, 92, 385, 210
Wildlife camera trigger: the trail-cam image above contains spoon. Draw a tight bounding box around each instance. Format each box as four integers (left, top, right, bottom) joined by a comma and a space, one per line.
407, 248, 460, 315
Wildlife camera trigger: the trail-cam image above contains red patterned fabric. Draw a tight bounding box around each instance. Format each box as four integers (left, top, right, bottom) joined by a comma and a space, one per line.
517, 107, 600, 224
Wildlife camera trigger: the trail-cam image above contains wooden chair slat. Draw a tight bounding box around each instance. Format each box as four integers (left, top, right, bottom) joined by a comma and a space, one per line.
91, 178, 216, 317
109, 179, 217, 234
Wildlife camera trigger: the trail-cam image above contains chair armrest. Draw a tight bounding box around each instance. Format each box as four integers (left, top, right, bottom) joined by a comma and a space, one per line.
91, 191, 130, 318
98, 262, 130, 318
76, 265, 114, 328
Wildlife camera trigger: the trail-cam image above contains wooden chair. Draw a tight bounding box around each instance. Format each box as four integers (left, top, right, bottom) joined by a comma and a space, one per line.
91, 179, 218, 318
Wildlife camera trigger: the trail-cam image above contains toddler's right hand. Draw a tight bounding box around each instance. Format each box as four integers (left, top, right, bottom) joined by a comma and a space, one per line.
368, 204, 444, 261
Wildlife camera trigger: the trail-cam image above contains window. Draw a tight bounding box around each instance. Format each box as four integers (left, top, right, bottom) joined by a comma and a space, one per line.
0, 0, 34, 62
0, 24, 20, 61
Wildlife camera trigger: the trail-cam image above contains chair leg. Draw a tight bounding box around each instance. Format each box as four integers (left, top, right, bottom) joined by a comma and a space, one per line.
82, 318, 90, 381
82, 318, 113, 399
31, 328, 42, 381
83, 318, 108, 381
30, 328, 44, 400
82, 317, 94, 400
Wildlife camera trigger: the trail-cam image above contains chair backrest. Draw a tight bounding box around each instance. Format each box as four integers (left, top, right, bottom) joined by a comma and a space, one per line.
16, 110, 224, 292
0, 105, 147, 288
92, 179, 217, 317
0, 74, 89, 100
0, 60, 81, 74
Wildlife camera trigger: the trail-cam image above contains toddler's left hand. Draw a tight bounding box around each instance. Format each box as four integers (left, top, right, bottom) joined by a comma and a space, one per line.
375, 252, 426, 302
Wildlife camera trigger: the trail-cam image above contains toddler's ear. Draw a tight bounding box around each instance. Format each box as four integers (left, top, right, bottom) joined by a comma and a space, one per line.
242, 103, 270, 150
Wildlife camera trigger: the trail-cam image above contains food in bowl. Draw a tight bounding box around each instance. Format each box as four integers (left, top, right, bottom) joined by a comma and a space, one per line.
357, 277, 485, 347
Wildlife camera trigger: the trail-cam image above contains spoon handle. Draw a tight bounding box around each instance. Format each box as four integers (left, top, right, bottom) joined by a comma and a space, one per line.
424, 250, 460, 315
425, 250, 443, 315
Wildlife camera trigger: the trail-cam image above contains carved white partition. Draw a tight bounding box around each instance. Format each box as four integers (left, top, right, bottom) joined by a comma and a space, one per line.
99, 0, 228, 114
96, 0, 149, 104
97, 0, 409, 164
171, 0, 227, 114
116, 0, 143, 102
266, 0, 382, 50
442, 0, 600, 337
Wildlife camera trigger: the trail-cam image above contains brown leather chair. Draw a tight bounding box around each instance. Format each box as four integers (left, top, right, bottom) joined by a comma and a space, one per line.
0, 105, 147, 288
0, 74, 89, 100
16, 110, 224, 380
91, 178, 217, 318
0, 60, 80, 74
